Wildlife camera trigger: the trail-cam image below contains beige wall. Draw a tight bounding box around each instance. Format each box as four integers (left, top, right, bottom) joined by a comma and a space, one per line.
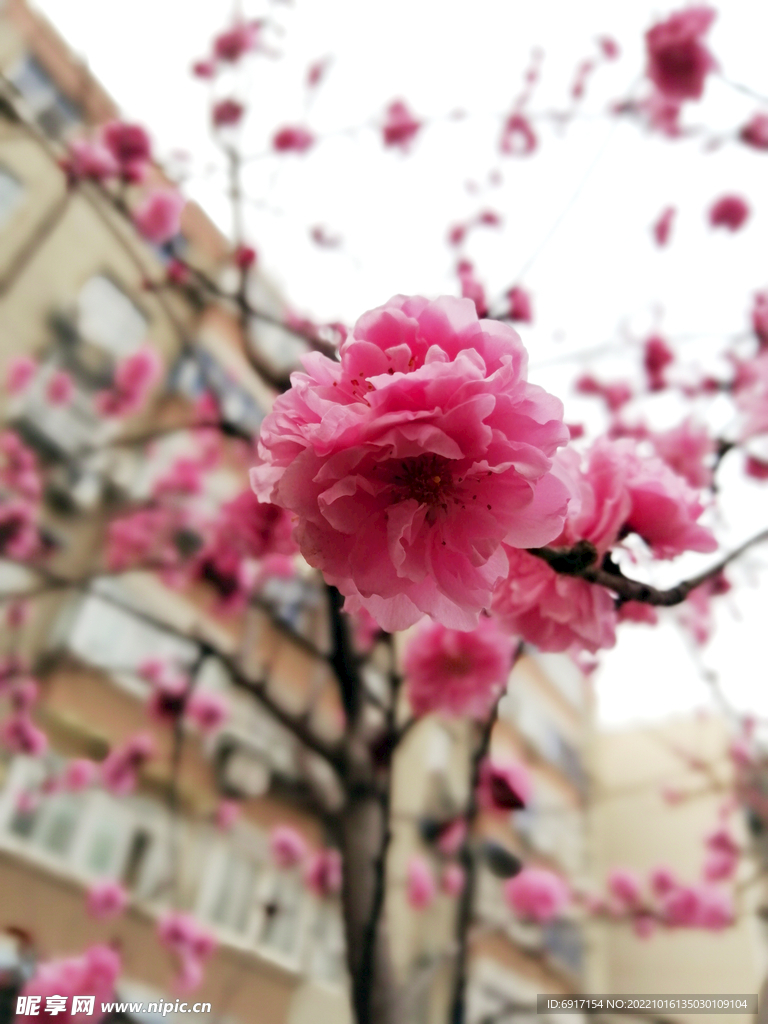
588, 715, 765, 1024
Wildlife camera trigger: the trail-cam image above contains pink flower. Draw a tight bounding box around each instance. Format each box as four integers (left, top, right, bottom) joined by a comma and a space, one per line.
133, 189, 185, 245
100, 733, 154, 796
645, 7, 717, 102
504, 867, 569, 922
634, 913, 655, 939
694, 885, 733, 930
61, 758, 98, 792
147, 673, 188, 725
575, 374, 633, 411
5, 355, 37, 394
213, 21, 261, 63
63, 139, 119, 183
46, 370, 74, 406
382, 100, 421, 151
158, 911, 216, 961
652, 205, 676, 247
709, 195, 750, 232
650, 419, 714, 488
97, 346, 162, 418
436, 818, 467, 856
441, 863, 466, 897
735, 353, 768, 440
269, 825, 308, 869
273, 126, 315, 153
644, 335, 674, 391
0, 498, 39, 560
507, 286, 533, 323
105, 507, 179, 571
456, 259, 487, 316
677, 572, 729, 645
752, 292, 768, 348
215, 799, 240, 831
590, 438, 716, 558
252, 295, 571, 632
703, 848, 738, 881
477, 758, 532, 812
18, 944, 121, 1021
174, 955, 204, 995
0, 713, 47, 756
407, 857, 436, 909
404, 619, 514, 719
618, 601, 659, 625
729, 736, 753, 767
500, 113, 537, 156
212, 99, 245, 128
192, 59, 216, 79
216, 491, 298, 560
740, 113, 768, 151
86, 880, 128, 920
186, 691, 228, 733
607, 868, 642, 908
234, 245, 257, 269
102, 121, 152, 180
305, 848, 343, 897
660, 884, 699, 925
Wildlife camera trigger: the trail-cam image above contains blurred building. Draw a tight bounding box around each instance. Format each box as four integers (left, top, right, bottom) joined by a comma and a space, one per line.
0, 3, 597, 1023
587, 714, 764, 1024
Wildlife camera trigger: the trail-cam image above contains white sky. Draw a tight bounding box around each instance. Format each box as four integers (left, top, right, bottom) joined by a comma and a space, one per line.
29, 0, 768, 729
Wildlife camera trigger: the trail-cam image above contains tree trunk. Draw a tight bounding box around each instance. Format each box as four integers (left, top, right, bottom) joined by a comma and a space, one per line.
339, 791, 398, 1024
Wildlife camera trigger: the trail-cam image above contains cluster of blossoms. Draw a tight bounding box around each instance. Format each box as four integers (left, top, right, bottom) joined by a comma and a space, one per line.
268, 825, 343, 898
16, 944, 121, 1020
140, 659, 229, 734
157, 911, 217, 992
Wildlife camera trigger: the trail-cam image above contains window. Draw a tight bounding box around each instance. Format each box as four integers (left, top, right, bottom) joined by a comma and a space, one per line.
0, 167, 23, 229
306, 901, 345, 983
542, 919, 584, 977
9, 54, 81, 139
77, 276, 148, 357
257, 868, 305, 958
170, 350, 264, 434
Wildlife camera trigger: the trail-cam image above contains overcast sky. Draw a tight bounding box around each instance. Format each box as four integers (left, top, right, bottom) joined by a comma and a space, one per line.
29, 0, 768, 729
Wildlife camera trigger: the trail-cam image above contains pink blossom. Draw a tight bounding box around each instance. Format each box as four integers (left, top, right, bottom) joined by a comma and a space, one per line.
477, 758, 532, 812
650, 419, 714, 488
404, 618, 514, 719
751, 292, 768, 348
212, 99, 245, 128
5, 355, 37, 394
729, 736, 753, 767
407, 856, 436, 909
504, 867, 569, 922
0, 713, 47, 756
660, 884, 699, 925
234, 245, 257, 269
695, 885, 734, 930
677, 572, 729, 645
273, 126, 315, 153
500, 113, 537, 156
634, 913, 656, 939
653, 205, 676, 246
305, 848, 342, 897
153, 457, 204, 498
101, 121, 151, 180
18, 944, 121, 1021
147, 673, 188, 725
192, 59, 216, 79
617, 601, 659, 625
703, 848, 738, 881
382, 100, 422, 151
252, 295, 570, 632
62, 138, 119, 183
441, 863, 465, 897
350, 606, 382, 653
507, 286, 533, 323
645, 7, 717, 102
174, 955, 204, 995
436, 818, 467, 856
607, 868, 642, 908
167, 258, 190, 285
186, 691, 228, 733
105, 507, 179, 571
598, 36, 620, 60
86, 880, 128, 920
215, 799, 240, 831
644, 335, 674, 391
10, 677, 38, 712
158, 911, 216, 962
100, 733, 154, 796
735, 353, 768, 440
307, 57, 331, 90
133, 189, 185, 245
575, 374, 633, 411
455, 259, 487, 317
213, 21, 261, 63
216, 491, 297, 561
46, 370, 74, 406
61, 758, 98, 792
740, 113, 768, 151
706, 826, 739, 856
0, 499, 39, 560
269, 825, 308, 869
709, 195, 750, 232
590, 438, 717, 558
97, 346, 162, 418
